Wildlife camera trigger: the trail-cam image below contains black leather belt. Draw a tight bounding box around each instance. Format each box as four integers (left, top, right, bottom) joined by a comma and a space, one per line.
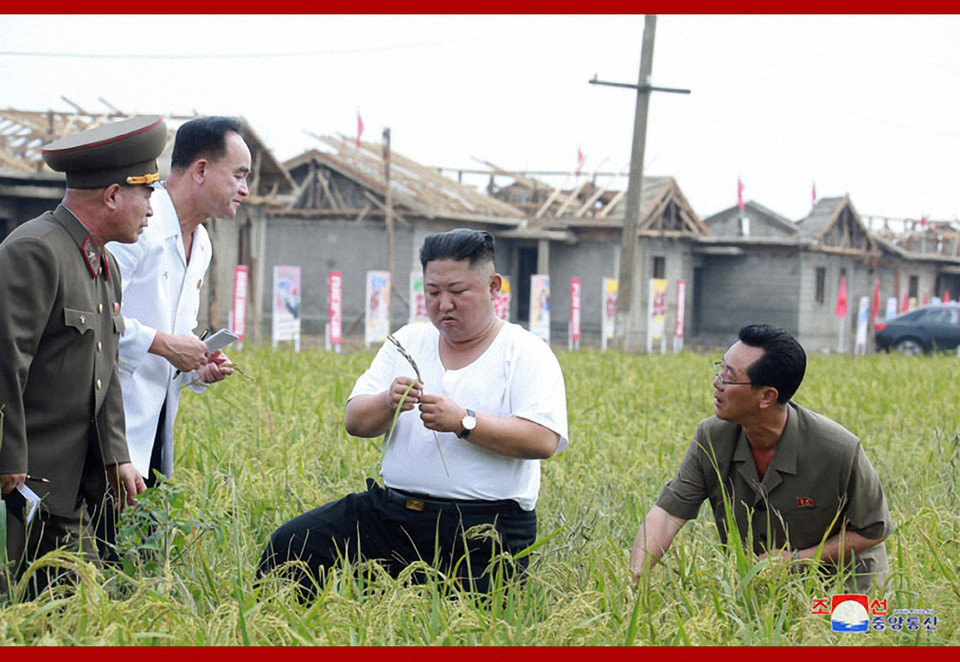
383, 487, 520, 514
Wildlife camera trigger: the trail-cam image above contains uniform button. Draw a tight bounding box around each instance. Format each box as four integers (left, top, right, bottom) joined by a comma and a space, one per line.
98, 303, 103, 313
80, 315, 86, 324
96, 378, 102, 390
97, 341, 102, 352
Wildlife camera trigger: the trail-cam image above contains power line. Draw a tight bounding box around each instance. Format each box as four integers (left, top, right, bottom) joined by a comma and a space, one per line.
0, 28, 533, 61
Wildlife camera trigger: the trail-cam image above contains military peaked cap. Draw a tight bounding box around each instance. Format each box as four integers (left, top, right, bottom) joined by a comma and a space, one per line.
42, 115, 168, 189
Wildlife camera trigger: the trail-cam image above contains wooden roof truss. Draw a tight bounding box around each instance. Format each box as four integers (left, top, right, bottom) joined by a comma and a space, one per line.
1, 100, 293, 202
299, 135, 526, 221
480, 158, 628, 221
0, 98, 189, 174
815, 199, 879, 256
637, 180, 710, 237
894, 223, 960, 257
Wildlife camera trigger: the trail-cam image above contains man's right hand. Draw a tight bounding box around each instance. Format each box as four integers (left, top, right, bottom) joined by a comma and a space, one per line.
1, 472, 26, 495
150, 330, 209, 372
388, 376, 423, 413
345, 377, 424, 438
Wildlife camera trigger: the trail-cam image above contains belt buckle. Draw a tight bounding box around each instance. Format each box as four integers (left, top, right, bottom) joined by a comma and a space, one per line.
404, 497, 425, 512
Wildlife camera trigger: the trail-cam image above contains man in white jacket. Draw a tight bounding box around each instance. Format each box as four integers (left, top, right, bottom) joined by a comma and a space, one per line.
97, 117, 251, 556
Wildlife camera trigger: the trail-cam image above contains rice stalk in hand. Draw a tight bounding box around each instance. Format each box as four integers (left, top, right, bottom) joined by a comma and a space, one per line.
180, 361, 253, 390
220, 362, 253, 381
386, 334, 450, 477
387, 334, 421, 382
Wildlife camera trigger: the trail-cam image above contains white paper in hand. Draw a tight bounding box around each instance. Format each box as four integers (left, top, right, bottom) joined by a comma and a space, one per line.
204, 329, 239, 353
18, 484, 41, 525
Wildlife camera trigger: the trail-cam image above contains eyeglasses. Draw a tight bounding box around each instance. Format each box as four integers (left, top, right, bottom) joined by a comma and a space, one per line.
713, 361, 753, 386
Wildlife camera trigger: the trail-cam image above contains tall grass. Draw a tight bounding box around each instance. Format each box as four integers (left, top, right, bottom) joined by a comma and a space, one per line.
0, 346, 956, 645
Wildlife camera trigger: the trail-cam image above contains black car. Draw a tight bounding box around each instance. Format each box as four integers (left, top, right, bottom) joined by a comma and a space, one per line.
875, 303, 960, 355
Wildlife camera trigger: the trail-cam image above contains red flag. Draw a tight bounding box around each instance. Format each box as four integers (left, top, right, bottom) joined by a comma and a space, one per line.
901, 290, 909, 313
920, 215, 927, 229
737, 177, 745, 212
576, 146, 585, 177
944, 289, 952, 303
923, 292, 929, 306
834, 277, 848, 318
356, 111, 364, 149
871, 278, 881, 323
812, 180, 817, 208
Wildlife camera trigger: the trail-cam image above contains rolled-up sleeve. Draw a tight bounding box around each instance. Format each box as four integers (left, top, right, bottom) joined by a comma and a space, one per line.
844, 442, 894, 541
655, 427, 711, 521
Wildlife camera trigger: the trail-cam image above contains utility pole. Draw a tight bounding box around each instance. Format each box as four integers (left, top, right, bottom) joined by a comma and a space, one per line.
383, 127, 394, 327
590, 15, 689, 352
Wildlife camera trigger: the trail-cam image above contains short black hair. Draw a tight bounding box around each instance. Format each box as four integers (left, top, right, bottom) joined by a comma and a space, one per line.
738, 323, 806, 404
171, 116, 243, 170
419, 228, 496, 272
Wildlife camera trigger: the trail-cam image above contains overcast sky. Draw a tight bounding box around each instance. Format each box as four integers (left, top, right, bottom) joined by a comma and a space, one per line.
2, 14, 958, 226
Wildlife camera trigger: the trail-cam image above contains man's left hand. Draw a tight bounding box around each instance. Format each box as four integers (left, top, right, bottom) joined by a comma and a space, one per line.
198, 350, 234, 383
418, 393, 464, 435
106, 462, 146, 508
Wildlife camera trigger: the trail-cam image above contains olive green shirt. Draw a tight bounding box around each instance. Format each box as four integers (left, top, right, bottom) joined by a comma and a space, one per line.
657, 401, 894, 592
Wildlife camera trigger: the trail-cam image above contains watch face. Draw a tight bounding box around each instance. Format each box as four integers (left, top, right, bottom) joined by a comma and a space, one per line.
463, 409, 477, 430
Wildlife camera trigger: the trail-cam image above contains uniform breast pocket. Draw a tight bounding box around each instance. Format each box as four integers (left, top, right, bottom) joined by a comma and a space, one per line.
64, 308, 95, 334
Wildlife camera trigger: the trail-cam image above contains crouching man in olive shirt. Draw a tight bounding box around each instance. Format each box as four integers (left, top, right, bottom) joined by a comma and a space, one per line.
630, 324, 893, 593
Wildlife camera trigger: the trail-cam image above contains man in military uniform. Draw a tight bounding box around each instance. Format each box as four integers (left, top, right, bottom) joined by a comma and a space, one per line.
0, 115, 164, 596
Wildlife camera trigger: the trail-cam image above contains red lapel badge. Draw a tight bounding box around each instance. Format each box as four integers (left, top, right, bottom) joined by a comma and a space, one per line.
797, 497, 815, 508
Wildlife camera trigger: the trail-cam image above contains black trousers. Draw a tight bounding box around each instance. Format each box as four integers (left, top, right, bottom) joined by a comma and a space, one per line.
257, 479, 537, 598
88, 400, 167, 562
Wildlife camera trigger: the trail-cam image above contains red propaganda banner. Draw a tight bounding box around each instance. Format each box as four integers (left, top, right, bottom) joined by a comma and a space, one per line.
230, 265, 248, 343
834, 277, 848, 318
328, 271, 343, 345
570, 277, 581, 341
494, 276, 511, 321
871, 278, 881, 323
675, 278, 686, 338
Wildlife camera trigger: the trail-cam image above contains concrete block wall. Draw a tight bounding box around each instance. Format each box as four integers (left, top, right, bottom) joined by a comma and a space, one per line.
697, 249, 802, 340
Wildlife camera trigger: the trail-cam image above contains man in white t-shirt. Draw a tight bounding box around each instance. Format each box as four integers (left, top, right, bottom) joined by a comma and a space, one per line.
258, 228, 568, 598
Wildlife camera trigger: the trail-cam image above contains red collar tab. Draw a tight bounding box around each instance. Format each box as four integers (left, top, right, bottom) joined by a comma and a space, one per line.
80, 236, 100, 278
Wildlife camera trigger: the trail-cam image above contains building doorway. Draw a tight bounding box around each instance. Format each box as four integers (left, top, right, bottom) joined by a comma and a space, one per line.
516, 245, 538, 326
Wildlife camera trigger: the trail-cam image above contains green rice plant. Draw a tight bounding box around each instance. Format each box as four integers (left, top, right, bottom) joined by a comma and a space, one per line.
0, 347, 957, 644
386, 334, 449, 476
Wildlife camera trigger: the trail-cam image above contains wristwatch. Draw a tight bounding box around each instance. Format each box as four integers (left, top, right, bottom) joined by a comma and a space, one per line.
459, 409, 477, 439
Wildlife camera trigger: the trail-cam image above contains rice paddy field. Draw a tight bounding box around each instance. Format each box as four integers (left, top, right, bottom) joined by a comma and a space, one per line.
1, 344, 958, 646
